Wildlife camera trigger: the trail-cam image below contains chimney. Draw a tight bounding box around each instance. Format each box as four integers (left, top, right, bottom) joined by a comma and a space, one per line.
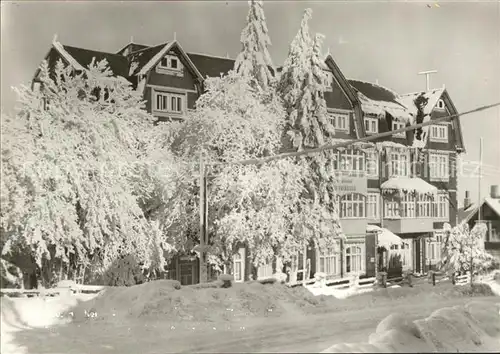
464, 190, 471, 209
490, 185, 500, 199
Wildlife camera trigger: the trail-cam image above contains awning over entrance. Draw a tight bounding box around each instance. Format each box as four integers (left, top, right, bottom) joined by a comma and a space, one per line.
367, 224, 403, 248
381, 177, 438, 196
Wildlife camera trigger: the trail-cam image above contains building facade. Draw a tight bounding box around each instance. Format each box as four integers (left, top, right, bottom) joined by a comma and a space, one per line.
459, 186, 500, 262
33, 38, 465, 284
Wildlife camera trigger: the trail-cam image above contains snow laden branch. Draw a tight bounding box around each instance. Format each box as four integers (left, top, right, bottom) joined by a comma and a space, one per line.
234, 0, 275, 90
1, 58, 182, 279
440, 222, 496, 275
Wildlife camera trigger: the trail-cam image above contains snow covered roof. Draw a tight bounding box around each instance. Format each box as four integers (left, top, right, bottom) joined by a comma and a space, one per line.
348, 79, 412, 122
374, 141, 408, 151
381, 177, 438, 195
367, 224, 403, 248
397, 88, 445, 116
462, 197, 500, 223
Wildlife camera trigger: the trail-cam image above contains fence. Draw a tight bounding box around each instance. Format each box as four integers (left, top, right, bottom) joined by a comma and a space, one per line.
0, 283, 106, 298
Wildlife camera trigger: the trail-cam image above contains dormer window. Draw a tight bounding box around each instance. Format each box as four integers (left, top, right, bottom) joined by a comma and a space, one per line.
364, 117, 378, 134
437, 99, 445, 110
392, 121, 406, 138
157, 54, 183, 77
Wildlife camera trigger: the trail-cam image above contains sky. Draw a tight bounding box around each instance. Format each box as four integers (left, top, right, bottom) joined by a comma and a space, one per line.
1, 0, 499, 207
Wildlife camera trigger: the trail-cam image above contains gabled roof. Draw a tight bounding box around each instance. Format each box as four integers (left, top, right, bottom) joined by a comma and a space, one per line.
62, 45, 130, 77
398, 88, 445, 116
324, 56, 360, 108
187, 52, 235, 79
461, 197, 500, 223
127, 43, 167, 76
324, 54, 365, 138
458, 204, 477, 223
398, 87, 465, 152
348, 79, 412, 122
135, 41, 204, 82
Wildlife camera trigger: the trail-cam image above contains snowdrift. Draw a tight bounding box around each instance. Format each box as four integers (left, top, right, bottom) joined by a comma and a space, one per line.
1, 293, 97, 354
321, 301, 500, 353
69, 279, 328, 323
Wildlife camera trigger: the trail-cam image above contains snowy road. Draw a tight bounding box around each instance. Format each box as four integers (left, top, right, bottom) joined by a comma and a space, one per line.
10, 296, 498, 353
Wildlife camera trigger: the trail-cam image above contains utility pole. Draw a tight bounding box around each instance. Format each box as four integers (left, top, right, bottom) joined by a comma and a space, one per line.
199, 151, 208, 283
478, 137, 483, 223
471, 137, 483, 286
418, 70, 438, 91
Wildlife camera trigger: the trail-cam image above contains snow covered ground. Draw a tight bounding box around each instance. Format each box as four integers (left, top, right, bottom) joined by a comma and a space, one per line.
321, 301, 500, 353
1, 293, 98, 354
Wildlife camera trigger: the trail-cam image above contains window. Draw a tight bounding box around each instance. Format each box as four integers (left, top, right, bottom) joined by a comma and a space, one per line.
323, 70, 333, 92
340, 149, 365, 176
389, 151, 410, 177
435, 192, 449, 220
401, 193, 416, 218
233, 247, 245, 282
437, 99, 445, 110
366, 150, 379, 177
318, 248, 340, 276
426, 237, 442, 264
364, 117, 378, 134
345, 246, 363, 274
154, 91, 185, 114
430, 125, 448, 142
417, 194, 432, 218
341, 193, 365, 218
384, 199, 400, 218
392, 121, 406, 138
367, 192, 380, 219
257, 262, 273, 280
158, 54, 182, 71
429, 153, 449, 180
329, 111, 350, 132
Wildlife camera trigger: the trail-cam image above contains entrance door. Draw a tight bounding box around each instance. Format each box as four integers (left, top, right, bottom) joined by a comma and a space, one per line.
179, 260, 195, 285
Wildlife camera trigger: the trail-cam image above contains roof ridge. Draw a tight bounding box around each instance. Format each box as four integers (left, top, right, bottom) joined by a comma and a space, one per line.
62, 44, 124, 58
347, 78, 401, 99
128, 42, 167, 55
398, 87, 445, 98
187, 51, 236, 61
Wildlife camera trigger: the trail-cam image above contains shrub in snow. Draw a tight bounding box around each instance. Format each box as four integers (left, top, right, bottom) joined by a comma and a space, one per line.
440, 223, 495, 278
100, 254, 145, 287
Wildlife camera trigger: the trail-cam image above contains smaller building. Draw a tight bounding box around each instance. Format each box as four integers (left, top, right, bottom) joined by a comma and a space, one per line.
459, 185, 500, 261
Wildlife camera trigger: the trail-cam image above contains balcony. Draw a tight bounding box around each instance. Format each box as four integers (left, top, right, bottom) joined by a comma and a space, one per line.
383, 218, 434, 234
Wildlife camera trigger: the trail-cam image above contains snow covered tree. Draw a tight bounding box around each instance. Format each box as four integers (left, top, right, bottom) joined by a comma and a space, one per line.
277, 9, 343, 244
234, 0, 275, 90
278, 8, 335, 151
440, 222, 496, 283
168, 70, 340, 275
0, 56, 182, 284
